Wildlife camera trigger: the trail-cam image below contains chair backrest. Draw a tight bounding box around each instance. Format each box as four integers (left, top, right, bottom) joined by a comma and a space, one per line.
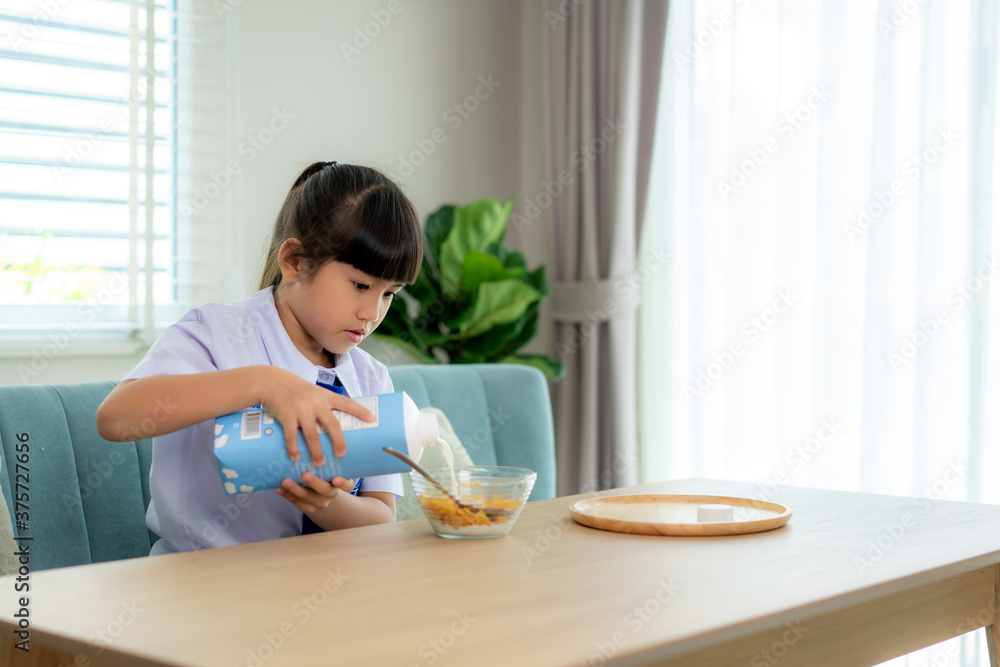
0, 363, 556, 571
388, 363, 556, 501
0, 382, 156, 571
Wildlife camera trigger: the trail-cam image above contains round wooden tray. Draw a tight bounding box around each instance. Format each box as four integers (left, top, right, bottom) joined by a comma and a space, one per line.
568, 494, 792, 536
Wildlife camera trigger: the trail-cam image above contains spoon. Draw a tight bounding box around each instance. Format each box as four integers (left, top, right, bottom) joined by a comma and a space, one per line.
381, 447, 507, 521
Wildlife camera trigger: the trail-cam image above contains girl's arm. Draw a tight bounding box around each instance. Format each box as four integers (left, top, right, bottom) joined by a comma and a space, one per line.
276, 473, 396, 529
96, 366, 374, 465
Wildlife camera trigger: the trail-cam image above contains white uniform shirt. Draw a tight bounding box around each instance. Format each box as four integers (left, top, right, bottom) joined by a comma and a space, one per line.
124, 287, 403, 555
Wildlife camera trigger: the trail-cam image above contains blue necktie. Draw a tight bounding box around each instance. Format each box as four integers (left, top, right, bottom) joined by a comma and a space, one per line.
302, 374, 362, 535
316, 375, 346, 395
316, 375, 363, 495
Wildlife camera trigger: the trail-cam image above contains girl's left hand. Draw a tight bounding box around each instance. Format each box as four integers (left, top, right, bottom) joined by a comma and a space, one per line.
276, 473, 354, 514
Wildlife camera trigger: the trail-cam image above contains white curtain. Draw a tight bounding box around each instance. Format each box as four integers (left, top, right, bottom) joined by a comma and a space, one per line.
639, 1, 1000, 666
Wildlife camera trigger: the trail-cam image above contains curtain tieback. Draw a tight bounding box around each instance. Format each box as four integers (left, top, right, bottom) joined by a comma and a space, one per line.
551, 276, 640, 323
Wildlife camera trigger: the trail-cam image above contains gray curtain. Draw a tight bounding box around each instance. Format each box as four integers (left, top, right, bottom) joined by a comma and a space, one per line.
544, 0, 668, 495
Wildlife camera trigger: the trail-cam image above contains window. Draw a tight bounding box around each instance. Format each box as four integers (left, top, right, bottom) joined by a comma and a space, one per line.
639, 2, 999, 665
0, 0, 232, 355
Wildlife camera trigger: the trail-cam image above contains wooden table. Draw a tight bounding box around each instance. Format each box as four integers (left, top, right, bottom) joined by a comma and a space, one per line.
2, 478, 1000, 667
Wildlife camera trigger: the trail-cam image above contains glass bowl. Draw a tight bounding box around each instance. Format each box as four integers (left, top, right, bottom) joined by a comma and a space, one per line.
409, 466, 537, 539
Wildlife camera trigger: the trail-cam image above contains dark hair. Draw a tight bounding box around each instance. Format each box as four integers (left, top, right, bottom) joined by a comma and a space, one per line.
258, 161, 423, 290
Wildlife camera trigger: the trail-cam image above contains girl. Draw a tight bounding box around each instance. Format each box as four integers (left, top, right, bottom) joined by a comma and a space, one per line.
96, 161, 423, 554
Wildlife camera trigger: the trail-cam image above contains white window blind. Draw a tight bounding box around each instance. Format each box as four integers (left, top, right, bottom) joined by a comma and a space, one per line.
0, 0, 233, 352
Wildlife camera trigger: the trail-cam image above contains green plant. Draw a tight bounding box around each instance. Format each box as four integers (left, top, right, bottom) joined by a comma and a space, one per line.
371, 198, 564, 379
0, 234, 104, 302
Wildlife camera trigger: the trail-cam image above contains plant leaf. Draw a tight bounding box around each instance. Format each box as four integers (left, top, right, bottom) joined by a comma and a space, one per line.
502, 250, 527, 272
407, 265, 439, 309
378, 296, 432, 354
423, 205, 455, 281
460, 320, 525, 359
371, 197, 558, 375
458, 279, 540, 339
500, 353, 566, 380
439, 199, 513, 297
462, 252, 526, 294
485, 242, 528, 273
494, 307, 539, 358
461, 308, 538, 360
422, 331, 460, 348
525, 265, 549, 297
375, 298, 406, 337
455, 348, 490, 364
367, 332, 437, 365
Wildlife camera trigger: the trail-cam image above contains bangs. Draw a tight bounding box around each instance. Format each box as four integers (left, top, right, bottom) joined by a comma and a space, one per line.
334, 185, 423, 284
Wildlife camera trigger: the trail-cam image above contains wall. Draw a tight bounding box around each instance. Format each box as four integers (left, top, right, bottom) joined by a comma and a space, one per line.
0, 0, 550, 385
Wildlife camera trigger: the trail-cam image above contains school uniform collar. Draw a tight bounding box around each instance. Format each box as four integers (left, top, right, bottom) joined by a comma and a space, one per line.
329, 356, 360, 397
253, 287, 362, 396
253, 287, 321, 383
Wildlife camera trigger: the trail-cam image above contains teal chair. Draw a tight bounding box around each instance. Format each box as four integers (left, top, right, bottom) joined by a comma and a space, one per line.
0, 363, 555, 571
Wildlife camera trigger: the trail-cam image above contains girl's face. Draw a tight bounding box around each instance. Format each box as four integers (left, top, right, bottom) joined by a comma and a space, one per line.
277, 253, 403, 364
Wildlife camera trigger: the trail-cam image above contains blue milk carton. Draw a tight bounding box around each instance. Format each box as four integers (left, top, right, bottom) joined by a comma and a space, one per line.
212, 391, 439, 495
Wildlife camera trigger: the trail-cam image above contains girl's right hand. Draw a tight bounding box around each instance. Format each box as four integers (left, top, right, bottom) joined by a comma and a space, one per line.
258, 367, 375, 466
